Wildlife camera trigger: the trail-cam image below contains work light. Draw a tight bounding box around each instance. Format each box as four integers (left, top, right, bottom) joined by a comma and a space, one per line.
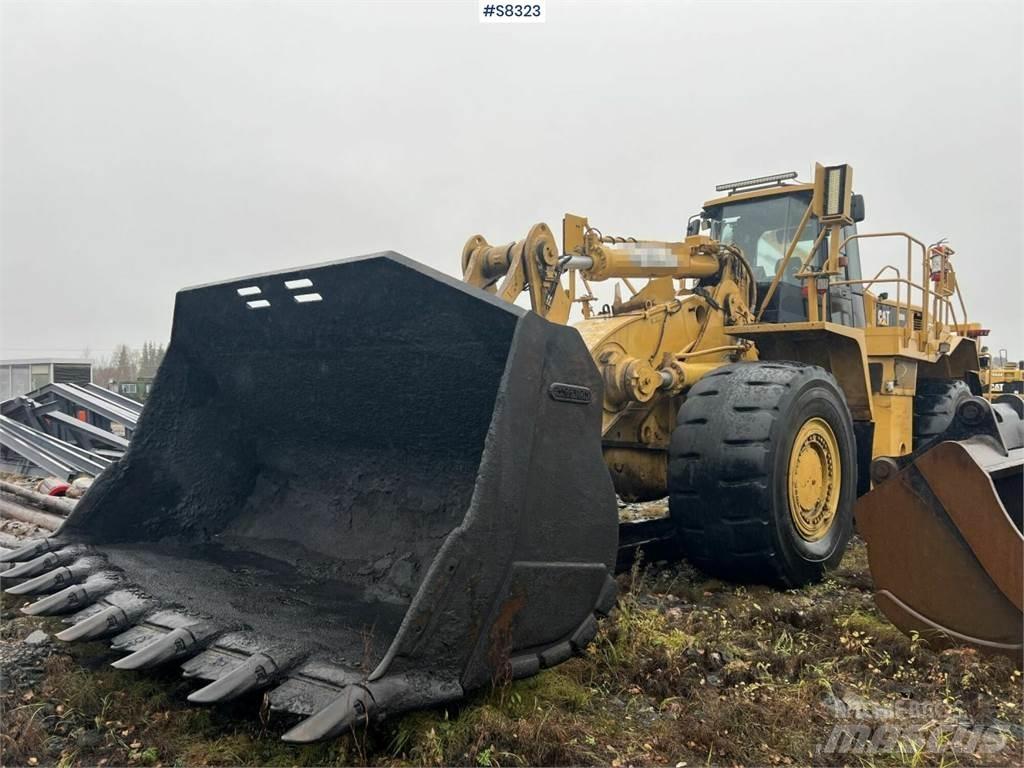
814, 163, 854, 223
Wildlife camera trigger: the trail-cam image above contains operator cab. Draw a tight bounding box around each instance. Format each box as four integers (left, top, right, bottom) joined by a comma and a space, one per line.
695, 173, 866, 327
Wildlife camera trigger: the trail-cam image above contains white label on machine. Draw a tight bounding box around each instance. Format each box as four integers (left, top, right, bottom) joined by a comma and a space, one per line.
616, 244, 676, 268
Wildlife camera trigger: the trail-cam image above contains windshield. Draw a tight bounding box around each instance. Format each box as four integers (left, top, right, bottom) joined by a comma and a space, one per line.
706, 194, 820, 284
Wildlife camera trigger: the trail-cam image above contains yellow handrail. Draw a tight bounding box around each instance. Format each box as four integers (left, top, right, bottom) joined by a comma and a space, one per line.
836, 231, 951, 347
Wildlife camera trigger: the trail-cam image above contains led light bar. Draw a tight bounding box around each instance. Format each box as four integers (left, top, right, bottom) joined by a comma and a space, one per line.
824, 166, 845, 216
715, 171, 798, 192
817, 163, 852, 222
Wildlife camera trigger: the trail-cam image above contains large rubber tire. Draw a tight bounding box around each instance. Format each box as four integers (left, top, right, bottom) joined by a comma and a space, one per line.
912, 378, 971, 450
669, 361, 857, 587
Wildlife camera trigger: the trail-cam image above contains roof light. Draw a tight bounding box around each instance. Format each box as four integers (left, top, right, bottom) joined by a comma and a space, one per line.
715, 171, 798, 192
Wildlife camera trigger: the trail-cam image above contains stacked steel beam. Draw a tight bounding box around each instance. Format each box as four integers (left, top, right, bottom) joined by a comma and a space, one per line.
0, 382, 138, 478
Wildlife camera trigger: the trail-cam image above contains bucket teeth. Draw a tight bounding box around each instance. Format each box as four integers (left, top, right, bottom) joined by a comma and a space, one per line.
187, 652, 291, 704
280, 684, 374, 743
4, 556, 102, 596
63, 602, 107, 625
5, 566, 77, 595
21, 575, 118, 615
112, 624, 215, 670
266, 677, 341, 716
0, 539, 57, 563
0, 547, 80, 580
180, 648, 233, 680
56, 604, 135, 642
110, 625, 161, 652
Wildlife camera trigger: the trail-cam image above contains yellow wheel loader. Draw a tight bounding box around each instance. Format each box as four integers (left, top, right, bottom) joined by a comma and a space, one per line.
460, 163, 1022, 657
981, 348, 1024, 395
2, 163, 1020, 742
462, 163, 1020, 594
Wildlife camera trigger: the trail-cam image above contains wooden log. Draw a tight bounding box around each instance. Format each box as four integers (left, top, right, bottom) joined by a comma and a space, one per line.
0, 497, 63, 531
0, 479, 76, 516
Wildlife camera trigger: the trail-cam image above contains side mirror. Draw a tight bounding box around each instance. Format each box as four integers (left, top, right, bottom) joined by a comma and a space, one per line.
686, 217, 701, 236
851, 194, 866, 223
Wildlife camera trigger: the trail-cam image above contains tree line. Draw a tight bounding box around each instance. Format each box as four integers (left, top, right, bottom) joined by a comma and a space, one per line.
92, 342, 166, 386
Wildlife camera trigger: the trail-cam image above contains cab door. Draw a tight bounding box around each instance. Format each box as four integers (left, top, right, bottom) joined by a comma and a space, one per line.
827, 224, 866, 327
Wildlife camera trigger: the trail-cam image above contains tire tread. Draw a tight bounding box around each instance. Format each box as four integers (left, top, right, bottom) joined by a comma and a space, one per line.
912, 379, 970, 448
669, 361, 854, 587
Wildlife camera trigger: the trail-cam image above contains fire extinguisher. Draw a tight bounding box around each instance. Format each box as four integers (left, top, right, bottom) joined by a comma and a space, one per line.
929, 240, 952, 283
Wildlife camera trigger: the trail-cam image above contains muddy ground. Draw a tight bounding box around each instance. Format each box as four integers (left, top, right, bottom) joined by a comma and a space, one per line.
1, 525, 1022, 767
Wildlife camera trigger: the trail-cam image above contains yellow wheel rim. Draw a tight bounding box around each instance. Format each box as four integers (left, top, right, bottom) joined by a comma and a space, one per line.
787, 417, 841, 542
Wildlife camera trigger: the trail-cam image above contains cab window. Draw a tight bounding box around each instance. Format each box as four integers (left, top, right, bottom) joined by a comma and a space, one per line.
707, 194, 820, 285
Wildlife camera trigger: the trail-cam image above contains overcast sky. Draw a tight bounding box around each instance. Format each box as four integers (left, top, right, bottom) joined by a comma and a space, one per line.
1, 0, 1021, 360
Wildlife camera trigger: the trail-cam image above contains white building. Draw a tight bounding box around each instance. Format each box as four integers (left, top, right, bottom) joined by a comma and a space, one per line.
0, 358, 93, 401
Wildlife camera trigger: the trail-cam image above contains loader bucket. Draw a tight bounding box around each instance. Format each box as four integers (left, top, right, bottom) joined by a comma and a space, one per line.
856, 395, 1024, 661
1, 252, 618, 741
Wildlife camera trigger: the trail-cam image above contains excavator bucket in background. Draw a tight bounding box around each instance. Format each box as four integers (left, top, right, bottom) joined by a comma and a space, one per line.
0, 252, 619, 742
856, 394, 1024, 662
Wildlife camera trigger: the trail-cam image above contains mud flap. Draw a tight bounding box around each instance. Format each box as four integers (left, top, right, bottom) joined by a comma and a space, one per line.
856, 395, 1024, 661
1, 253, 619, 740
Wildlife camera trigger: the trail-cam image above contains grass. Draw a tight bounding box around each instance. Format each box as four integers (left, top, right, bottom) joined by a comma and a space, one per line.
1, 538, 1021, 767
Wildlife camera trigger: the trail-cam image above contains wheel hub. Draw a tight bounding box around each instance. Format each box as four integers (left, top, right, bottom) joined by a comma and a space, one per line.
787, 417, 841, 542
